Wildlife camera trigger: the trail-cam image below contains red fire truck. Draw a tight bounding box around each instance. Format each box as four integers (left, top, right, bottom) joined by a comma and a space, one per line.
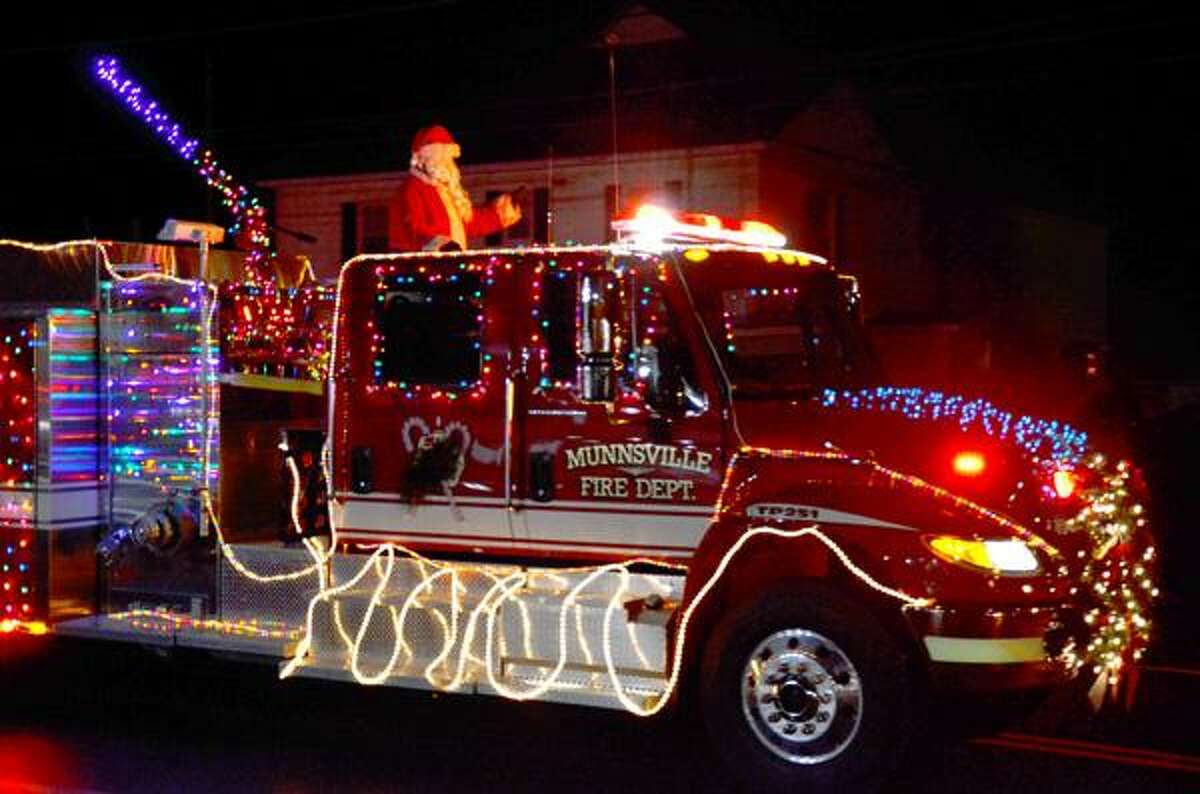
0, 208, 1155, 792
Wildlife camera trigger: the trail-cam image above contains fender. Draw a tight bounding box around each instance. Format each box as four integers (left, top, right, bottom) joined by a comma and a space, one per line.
683, 450, 892, 621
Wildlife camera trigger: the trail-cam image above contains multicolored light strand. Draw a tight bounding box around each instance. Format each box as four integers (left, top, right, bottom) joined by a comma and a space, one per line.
369, 260, 496, 401
92, 56, 271, 282
220, 282, 335, 381
0, 320, 36, 488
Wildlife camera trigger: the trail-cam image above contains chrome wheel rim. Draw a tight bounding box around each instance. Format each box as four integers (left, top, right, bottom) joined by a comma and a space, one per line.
740, 628, 863, 765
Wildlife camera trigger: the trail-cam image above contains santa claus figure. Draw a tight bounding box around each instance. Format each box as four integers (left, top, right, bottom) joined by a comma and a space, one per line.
388, 125, 522, 251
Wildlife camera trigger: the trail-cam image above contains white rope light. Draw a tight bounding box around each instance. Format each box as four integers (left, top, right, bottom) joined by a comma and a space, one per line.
270, 514, 931, 715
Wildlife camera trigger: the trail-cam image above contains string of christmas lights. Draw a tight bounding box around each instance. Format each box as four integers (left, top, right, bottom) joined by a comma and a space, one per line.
93, 57, 272, 282
102, 279, 218, 504
820, 386, 1089, 466
369, 260, 496, 401
220, 282, 334, 381
0, 320, 36, 488
108, 608, 302, 641
1059, 453, 1156, 696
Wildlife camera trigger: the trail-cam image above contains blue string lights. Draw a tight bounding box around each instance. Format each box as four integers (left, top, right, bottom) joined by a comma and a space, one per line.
93, 56, 271, 282
820, 387, 1088, 466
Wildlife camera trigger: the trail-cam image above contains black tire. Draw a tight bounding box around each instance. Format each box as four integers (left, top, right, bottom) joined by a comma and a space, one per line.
699, 585, 919, 793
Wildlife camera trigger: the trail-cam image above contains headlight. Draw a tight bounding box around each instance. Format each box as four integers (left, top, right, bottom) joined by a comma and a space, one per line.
927, 536, 1040, 574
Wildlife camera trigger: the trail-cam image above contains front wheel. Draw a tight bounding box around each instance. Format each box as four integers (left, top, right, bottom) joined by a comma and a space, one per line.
700, 588, 920, 793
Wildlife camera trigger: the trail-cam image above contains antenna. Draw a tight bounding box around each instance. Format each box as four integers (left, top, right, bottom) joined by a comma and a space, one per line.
605, 32, 621, 223
545, 144, 555, 244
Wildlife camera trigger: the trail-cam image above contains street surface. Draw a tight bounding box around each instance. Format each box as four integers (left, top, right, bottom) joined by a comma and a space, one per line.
1, 638, 1197, 793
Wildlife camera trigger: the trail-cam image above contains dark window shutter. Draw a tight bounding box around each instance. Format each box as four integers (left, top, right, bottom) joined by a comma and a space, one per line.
360, 205, 389, 253
604, 184, 618, 241
485, 190, 502, 247
340, 203, 358, 261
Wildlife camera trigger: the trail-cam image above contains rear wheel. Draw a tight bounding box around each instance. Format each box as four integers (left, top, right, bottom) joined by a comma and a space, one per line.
700, 588, 919, 793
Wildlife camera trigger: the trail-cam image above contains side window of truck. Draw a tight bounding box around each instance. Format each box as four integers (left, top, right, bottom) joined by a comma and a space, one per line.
541, 268, 578, 386
539, 267, 626, 403
624, 270, 706, 415
376, 273, 483, 387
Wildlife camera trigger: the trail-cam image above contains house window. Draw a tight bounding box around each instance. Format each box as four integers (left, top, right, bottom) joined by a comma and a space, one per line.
485, 188, 544, 246
542, 268, 578, 384
360, 205, 389, 253
664, 179, 683, 209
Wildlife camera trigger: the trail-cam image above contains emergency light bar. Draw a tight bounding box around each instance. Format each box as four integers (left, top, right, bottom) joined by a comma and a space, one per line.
612, 204, 789, 249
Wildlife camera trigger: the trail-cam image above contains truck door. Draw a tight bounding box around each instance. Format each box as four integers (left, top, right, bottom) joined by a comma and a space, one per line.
516, 255, 724, 561
336, 258, 514, 553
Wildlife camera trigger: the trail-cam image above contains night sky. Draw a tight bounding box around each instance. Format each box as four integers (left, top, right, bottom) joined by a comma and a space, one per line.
2, 1, 1197, 379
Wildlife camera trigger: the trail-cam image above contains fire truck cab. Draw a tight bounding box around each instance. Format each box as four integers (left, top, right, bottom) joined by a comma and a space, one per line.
333, 211, 881, 561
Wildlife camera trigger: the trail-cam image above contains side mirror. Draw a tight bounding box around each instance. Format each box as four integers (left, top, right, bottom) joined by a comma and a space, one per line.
639, 344, 708, 417
579, 273, 616, 402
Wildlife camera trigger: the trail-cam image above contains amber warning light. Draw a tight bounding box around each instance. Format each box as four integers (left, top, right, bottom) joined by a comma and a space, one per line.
1052, 469, 1077, 499
611, 204, 816, 254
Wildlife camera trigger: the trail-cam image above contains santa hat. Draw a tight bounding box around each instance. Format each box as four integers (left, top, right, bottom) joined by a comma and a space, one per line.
411, 125, 459, 156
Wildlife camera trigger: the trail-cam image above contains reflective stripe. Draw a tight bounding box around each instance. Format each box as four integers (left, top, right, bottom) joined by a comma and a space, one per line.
924, 636, 1046, 664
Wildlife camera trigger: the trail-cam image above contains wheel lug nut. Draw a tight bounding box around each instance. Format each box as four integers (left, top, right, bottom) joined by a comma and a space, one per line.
802, 724, 816, 735
819, 693, 832, 704
816, 712, 830, 723
783, 724, 798, 735
768, 712, 782, 723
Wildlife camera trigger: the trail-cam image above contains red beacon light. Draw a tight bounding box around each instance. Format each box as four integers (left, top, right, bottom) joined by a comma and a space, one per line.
612, 204, 808, 253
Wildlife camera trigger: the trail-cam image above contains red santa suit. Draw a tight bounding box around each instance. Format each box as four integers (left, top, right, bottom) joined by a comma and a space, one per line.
387, 125, 511, 251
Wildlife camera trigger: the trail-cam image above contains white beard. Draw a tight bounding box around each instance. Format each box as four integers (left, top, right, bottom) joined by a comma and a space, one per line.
410, 147, 473, 221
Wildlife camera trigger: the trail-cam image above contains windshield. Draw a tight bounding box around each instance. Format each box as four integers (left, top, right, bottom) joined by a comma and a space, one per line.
679, 251, 881, 397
